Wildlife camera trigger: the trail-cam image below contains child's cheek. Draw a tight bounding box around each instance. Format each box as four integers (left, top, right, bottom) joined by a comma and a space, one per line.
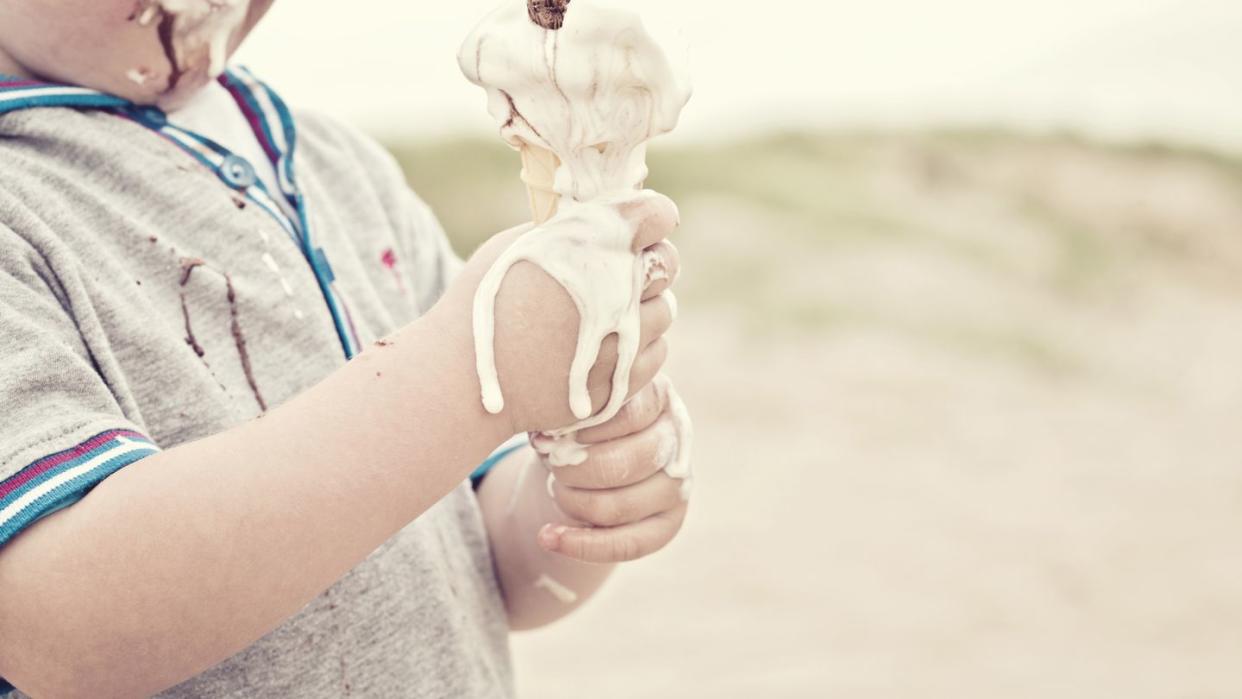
20, 0, 261, 107
7, 2, 168, 103
83, 20, 172, 104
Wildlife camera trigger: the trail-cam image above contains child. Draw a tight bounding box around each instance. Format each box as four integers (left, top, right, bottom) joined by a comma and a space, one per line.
0, 1, 690, 696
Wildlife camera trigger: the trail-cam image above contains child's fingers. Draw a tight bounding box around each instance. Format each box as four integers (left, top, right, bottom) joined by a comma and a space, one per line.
638, 293, 675, 349
550, 413, 676, 490
549, 471, 685, 528
538, 504, 689, 563
617, 190, 680, 252
583, 334, 666, 420
641, 240, 681, 301
576, 374, 670, 445
625, 337, 667, 403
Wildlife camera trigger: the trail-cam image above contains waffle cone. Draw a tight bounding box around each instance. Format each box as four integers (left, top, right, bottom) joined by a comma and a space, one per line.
519, 145, 562, 225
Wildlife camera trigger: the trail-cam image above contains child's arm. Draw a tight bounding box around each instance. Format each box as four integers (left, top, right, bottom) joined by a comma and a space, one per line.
0, 194, 678, 698
0, 303, 506, 698
478, 374, 691, 630
477, 245, 689, 629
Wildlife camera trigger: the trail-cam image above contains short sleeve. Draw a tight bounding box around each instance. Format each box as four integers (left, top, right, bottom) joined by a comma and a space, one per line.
0, 233, 158, 548
399, 188, 465, 308
471, 434, 530, 489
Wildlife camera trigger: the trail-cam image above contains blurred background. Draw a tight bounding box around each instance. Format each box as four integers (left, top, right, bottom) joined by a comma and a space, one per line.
241, 1, 1242, 696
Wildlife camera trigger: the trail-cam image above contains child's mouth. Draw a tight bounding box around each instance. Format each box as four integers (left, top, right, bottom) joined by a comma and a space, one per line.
129, 0, 251, 103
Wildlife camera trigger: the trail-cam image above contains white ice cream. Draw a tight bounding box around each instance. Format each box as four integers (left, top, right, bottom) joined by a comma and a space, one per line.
472, 195, 648, 425
459, 0, 691, 205
534, 573, 579, 604
461, 0, 690, 416
460, 0, 694, 490
531, 431, 589, 468
664, 382, 694, 500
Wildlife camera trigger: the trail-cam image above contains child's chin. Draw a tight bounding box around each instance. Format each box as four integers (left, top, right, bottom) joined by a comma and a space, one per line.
82, 72, 208, 111
154, 73, 214, 111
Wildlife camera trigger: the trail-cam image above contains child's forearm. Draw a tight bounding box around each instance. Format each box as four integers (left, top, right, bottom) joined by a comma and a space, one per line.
0, 307, 511, 699
477, 448, 617, 630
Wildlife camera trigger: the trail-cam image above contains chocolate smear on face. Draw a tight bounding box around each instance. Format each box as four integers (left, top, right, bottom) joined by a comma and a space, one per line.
156, 13, 185, 92
130, 3, 186, 91
528, 0, 571, 30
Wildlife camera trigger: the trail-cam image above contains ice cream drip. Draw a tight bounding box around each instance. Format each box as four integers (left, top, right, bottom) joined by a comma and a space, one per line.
664, 384, 694, 500
460, 0, 693, 492
473, 194, 650, 424
534, 573, 579, 604
531, 431, 589, 468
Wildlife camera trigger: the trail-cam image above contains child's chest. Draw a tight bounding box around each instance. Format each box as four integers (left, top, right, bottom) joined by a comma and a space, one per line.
23, 125, 428, 448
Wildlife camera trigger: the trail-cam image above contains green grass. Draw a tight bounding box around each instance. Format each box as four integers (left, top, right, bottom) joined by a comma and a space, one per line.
387, 129, 1241, 253
383, 129, 1240, 374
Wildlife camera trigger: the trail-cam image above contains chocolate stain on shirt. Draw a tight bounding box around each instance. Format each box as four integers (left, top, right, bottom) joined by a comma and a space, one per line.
224, 272, 267, 412
180, 293, 206, 357
179, 256, 267, 411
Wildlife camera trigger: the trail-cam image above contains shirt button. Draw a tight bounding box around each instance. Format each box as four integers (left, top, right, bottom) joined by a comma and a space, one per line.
219, 155, 257, 189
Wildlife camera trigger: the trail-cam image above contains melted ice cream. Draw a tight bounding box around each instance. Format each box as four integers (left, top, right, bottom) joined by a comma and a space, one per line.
664, 382, 694, 500
135, 0, 250, 86
531, 431, 589, 468
462, 1, 693, 494
459, 0, 691, 206
472, 194, 648, 426
534, 573, 579, 604
462, 0, 690, 429
531, 373, 694, 498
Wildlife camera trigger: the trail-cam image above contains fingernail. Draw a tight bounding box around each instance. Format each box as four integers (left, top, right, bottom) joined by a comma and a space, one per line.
538, 524, 566, 551
546, 473, 557, 499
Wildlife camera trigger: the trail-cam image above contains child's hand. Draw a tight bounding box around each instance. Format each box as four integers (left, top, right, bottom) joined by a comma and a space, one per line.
437, 190, 681, 434
535, 374, 692, 563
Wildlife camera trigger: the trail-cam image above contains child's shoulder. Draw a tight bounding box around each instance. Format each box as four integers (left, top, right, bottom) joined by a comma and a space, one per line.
293, 109, 393, 167
292, 110, 407, 192
289, 108, 450, 257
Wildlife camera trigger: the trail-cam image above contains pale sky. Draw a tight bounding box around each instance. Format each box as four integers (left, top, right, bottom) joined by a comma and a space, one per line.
237, 0, 1242, 151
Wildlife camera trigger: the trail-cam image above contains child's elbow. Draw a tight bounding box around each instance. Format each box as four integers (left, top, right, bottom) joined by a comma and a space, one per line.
0, 642, 103, 699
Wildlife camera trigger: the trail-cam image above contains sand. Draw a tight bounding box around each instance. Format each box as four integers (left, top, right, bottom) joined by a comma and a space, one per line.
400, 131, 1242, 698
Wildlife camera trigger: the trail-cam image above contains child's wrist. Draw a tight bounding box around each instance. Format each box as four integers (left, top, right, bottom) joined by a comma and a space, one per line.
385, 309, 514, 448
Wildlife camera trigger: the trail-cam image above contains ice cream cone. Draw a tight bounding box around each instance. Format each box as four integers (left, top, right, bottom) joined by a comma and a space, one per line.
519, 144, 562, 225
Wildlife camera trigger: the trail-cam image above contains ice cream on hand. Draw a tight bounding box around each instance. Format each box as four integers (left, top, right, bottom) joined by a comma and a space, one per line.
459, 0, 694, 496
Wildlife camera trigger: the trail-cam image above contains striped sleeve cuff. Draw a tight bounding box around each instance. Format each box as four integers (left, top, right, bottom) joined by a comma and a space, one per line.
471, 434, 530, 488
0, 429, 160, 547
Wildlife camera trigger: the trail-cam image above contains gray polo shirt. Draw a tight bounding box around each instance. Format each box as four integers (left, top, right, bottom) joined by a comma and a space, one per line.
0, 103, 513, 697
